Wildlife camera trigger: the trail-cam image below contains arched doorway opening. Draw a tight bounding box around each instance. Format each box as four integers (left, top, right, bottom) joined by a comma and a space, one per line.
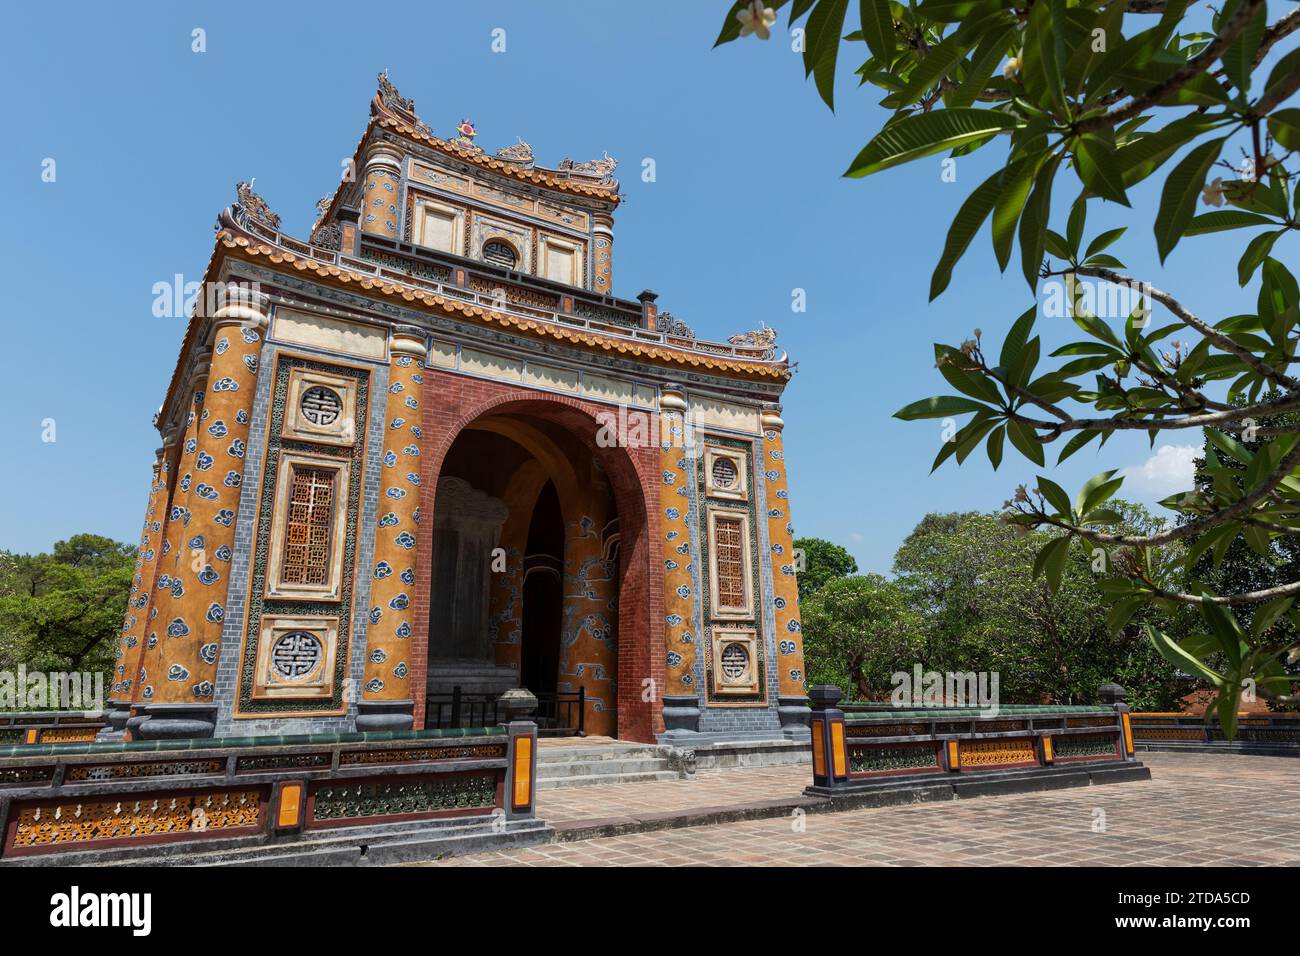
418, 401, 652, 739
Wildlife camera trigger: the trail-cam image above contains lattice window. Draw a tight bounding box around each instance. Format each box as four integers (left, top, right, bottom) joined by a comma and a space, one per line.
300, 386, 342, 426
713, 516, 747, 610
271, 631, 323, 679
281, 467, 336, 585
719, 642, 749, 680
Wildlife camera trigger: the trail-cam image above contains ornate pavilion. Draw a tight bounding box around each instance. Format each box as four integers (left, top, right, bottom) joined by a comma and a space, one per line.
109, 73, 809, 746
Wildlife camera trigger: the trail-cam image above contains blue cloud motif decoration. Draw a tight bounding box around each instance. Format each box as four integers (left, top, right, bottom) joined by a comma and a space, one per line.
389, 417, 405, 429
676, 585, 690, 599
395, 621, 412, 638
406, 472, 420, 485
389, 381, 405, 393
379, 512, 399, 528
208, 421, 228, 438
370, 648, 388, 664
666, 531, 679, 541
167, 664, 190, 682
789, 669, 803, 683
374, 561, 393, 579
170, 579, 184, 599
774, 596, 787, 610
178, 476, 192, 494
412, 508, 421, 525
676, 543, 690, 555
197, 565, 220, 586
188, 534, 205, 550
682, 673, 693, 686
665, 508, 680, 520
395, 355, 412, 368
213, 377, 239, 392
228, 439, 245, 458
240, 327, 259, 344
215, 338, 229, 355
777, 489, 789, 499
766, 470, 780, 482
236, 409, 249, 425
200, 642, 218, 664
383, 451, 397, 467
223, 471, 242, 488
215, 509, 235, 526
772, 543, 784, 555
666, 613, 682, 626
147, 633, 158, 649
411, 373, 423, 385
404, 396, 418, 409
185, 438, 197, 454
386, 487, 406, 499
388, 593, 410, 610
193, 680, 214, 699
369, 606, 382, 625
196, 483, 219, 501
205, 603, 224, 622
781, 563, 797, 576
779, 639, 796, 655
366, 678, 384, 693
786, 619, 801, 633
662, 471, 675, 484
667, 651, 682, 667
768, 508, 784, 519
141, 685, 154, 699
665, 560, 678, 571
157, 574, 172, 590
411, 426, 423, 439
215, 545, 232, 561
242, 354, 258, 373
394, 531, 416, 550
400, 568, 415, 585
393, 662, 409, 679
680, 631, 693, 644
403, 444, 419, 457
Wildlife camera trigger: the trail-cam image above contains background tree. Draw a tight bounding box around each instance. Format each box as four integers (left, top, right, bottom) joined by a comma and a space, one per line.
716, 0, 1300, 735
793, 535, 859, 600
0, 534, 135, 677
801, 572, 923, 695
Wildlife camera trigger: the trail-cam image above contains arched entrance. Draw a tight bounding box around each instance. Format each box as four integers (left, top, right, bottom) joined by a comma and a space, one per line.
415, 396, 655, 740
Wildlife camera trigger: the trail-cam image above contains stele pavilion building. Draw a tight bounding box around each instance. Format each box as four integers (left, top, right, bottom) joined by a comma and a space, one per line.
108, 74, 809, 747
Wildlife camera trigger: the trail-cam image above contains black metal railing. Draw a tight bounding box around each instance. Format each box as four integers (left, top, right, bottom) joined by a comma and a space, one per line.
424, 687, 586, 737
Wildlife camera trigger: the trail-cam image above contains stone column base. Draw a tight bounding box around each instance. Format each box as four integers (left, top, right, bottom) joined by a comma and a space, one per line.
356, 699, 415, 732
97, 701, 132, 741
661, 694, 701, 733
133, 703, 218, 740
778, 695, 812, 740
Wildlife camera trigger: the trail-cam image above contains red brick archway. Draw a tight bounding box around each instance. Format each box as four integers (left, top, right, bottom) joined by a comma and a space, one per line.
410, 370, 665, 742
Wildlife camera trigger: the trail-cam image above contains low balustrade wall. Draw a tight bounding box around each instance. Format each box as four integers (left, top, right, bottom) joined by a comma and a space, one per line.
0, 722, 538, 863
807, 686, 1144, 799
0, 712, 104, 746
1130, 711, 1300, 755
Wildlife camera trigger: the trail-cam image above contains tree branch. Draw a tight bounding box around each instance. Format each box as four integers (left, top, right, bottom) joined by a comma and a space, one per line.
1074, 0, 1268, 135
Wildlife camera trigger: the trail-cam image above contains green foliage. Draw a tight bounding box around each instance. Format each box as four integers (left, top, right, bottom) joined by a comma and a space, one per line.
0, 534, 135, 677
715, 0, 1300, 734
802, 573, 924, 697
793, 536, 859, 600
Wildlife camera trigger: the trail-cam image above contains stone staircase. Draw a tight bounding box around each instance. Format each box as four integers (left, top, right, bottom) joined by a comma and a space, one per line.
536, 742, 678, 790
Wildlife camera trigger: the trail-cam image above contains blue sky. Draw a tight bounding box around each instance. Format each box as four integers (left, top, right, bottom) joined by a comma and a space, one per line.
0, 1, 1288, 573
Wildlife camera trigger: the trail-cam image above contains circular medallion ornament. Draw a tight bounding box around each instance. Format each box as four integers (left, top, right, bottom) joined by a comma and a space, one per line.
720, 642, 749, 681
711, 456, 738, 490
300, 386, 342, 426
271, 631, 323, 679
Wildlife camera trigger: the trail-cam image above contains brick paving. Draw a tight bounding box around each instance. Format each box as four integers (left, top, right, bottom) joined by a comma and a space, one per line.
423, 752, 1300, 866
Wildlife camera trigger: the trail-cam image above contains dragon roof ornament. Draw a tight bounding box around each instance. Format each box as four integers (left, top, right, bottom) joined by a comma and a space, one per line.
232, 179, 280, 230
728, 323, 779, 360
374, 69, 433, 137
496, 138, 534, 165
559, 151, 618, 182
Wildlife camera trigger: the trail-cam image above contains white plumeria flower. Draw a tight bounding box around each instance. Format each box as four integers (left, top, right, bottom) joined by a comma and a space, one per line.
1003, 56, 1022, 79
1201, 177, 1226, 207
737, 1, 777, 40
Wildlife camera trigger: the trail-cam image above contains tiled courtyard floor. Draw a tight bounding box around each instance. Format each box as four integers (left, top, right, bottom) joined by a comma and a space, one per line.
424, 752, 1300, 866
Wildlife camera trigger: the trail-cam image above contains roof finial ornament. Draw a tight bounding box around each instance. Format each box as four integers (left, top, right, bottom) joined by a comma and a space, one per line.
233, 179, 281, 230
451, 118, 482, 153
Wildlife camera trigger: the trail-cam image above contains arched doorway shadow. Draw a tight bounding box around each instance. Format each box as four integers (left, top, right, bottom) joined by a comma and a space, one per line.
416, 395, 659, 742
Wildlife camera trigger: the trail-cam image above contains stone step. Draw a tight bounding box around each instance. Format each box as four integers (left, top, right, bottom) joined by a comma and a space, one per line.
536, 745, 666, 764
536, 757, 672, 779
536, 769, 680, 790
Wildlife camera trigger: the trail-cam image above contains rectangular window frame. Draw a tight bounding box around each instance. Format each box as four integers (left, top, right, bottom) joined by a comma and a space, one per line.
709, 626, 761, 696
703, 444, 749, 502
413, 198, 465, 256
264, 451, 351, 603
706, 505, 754, 621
